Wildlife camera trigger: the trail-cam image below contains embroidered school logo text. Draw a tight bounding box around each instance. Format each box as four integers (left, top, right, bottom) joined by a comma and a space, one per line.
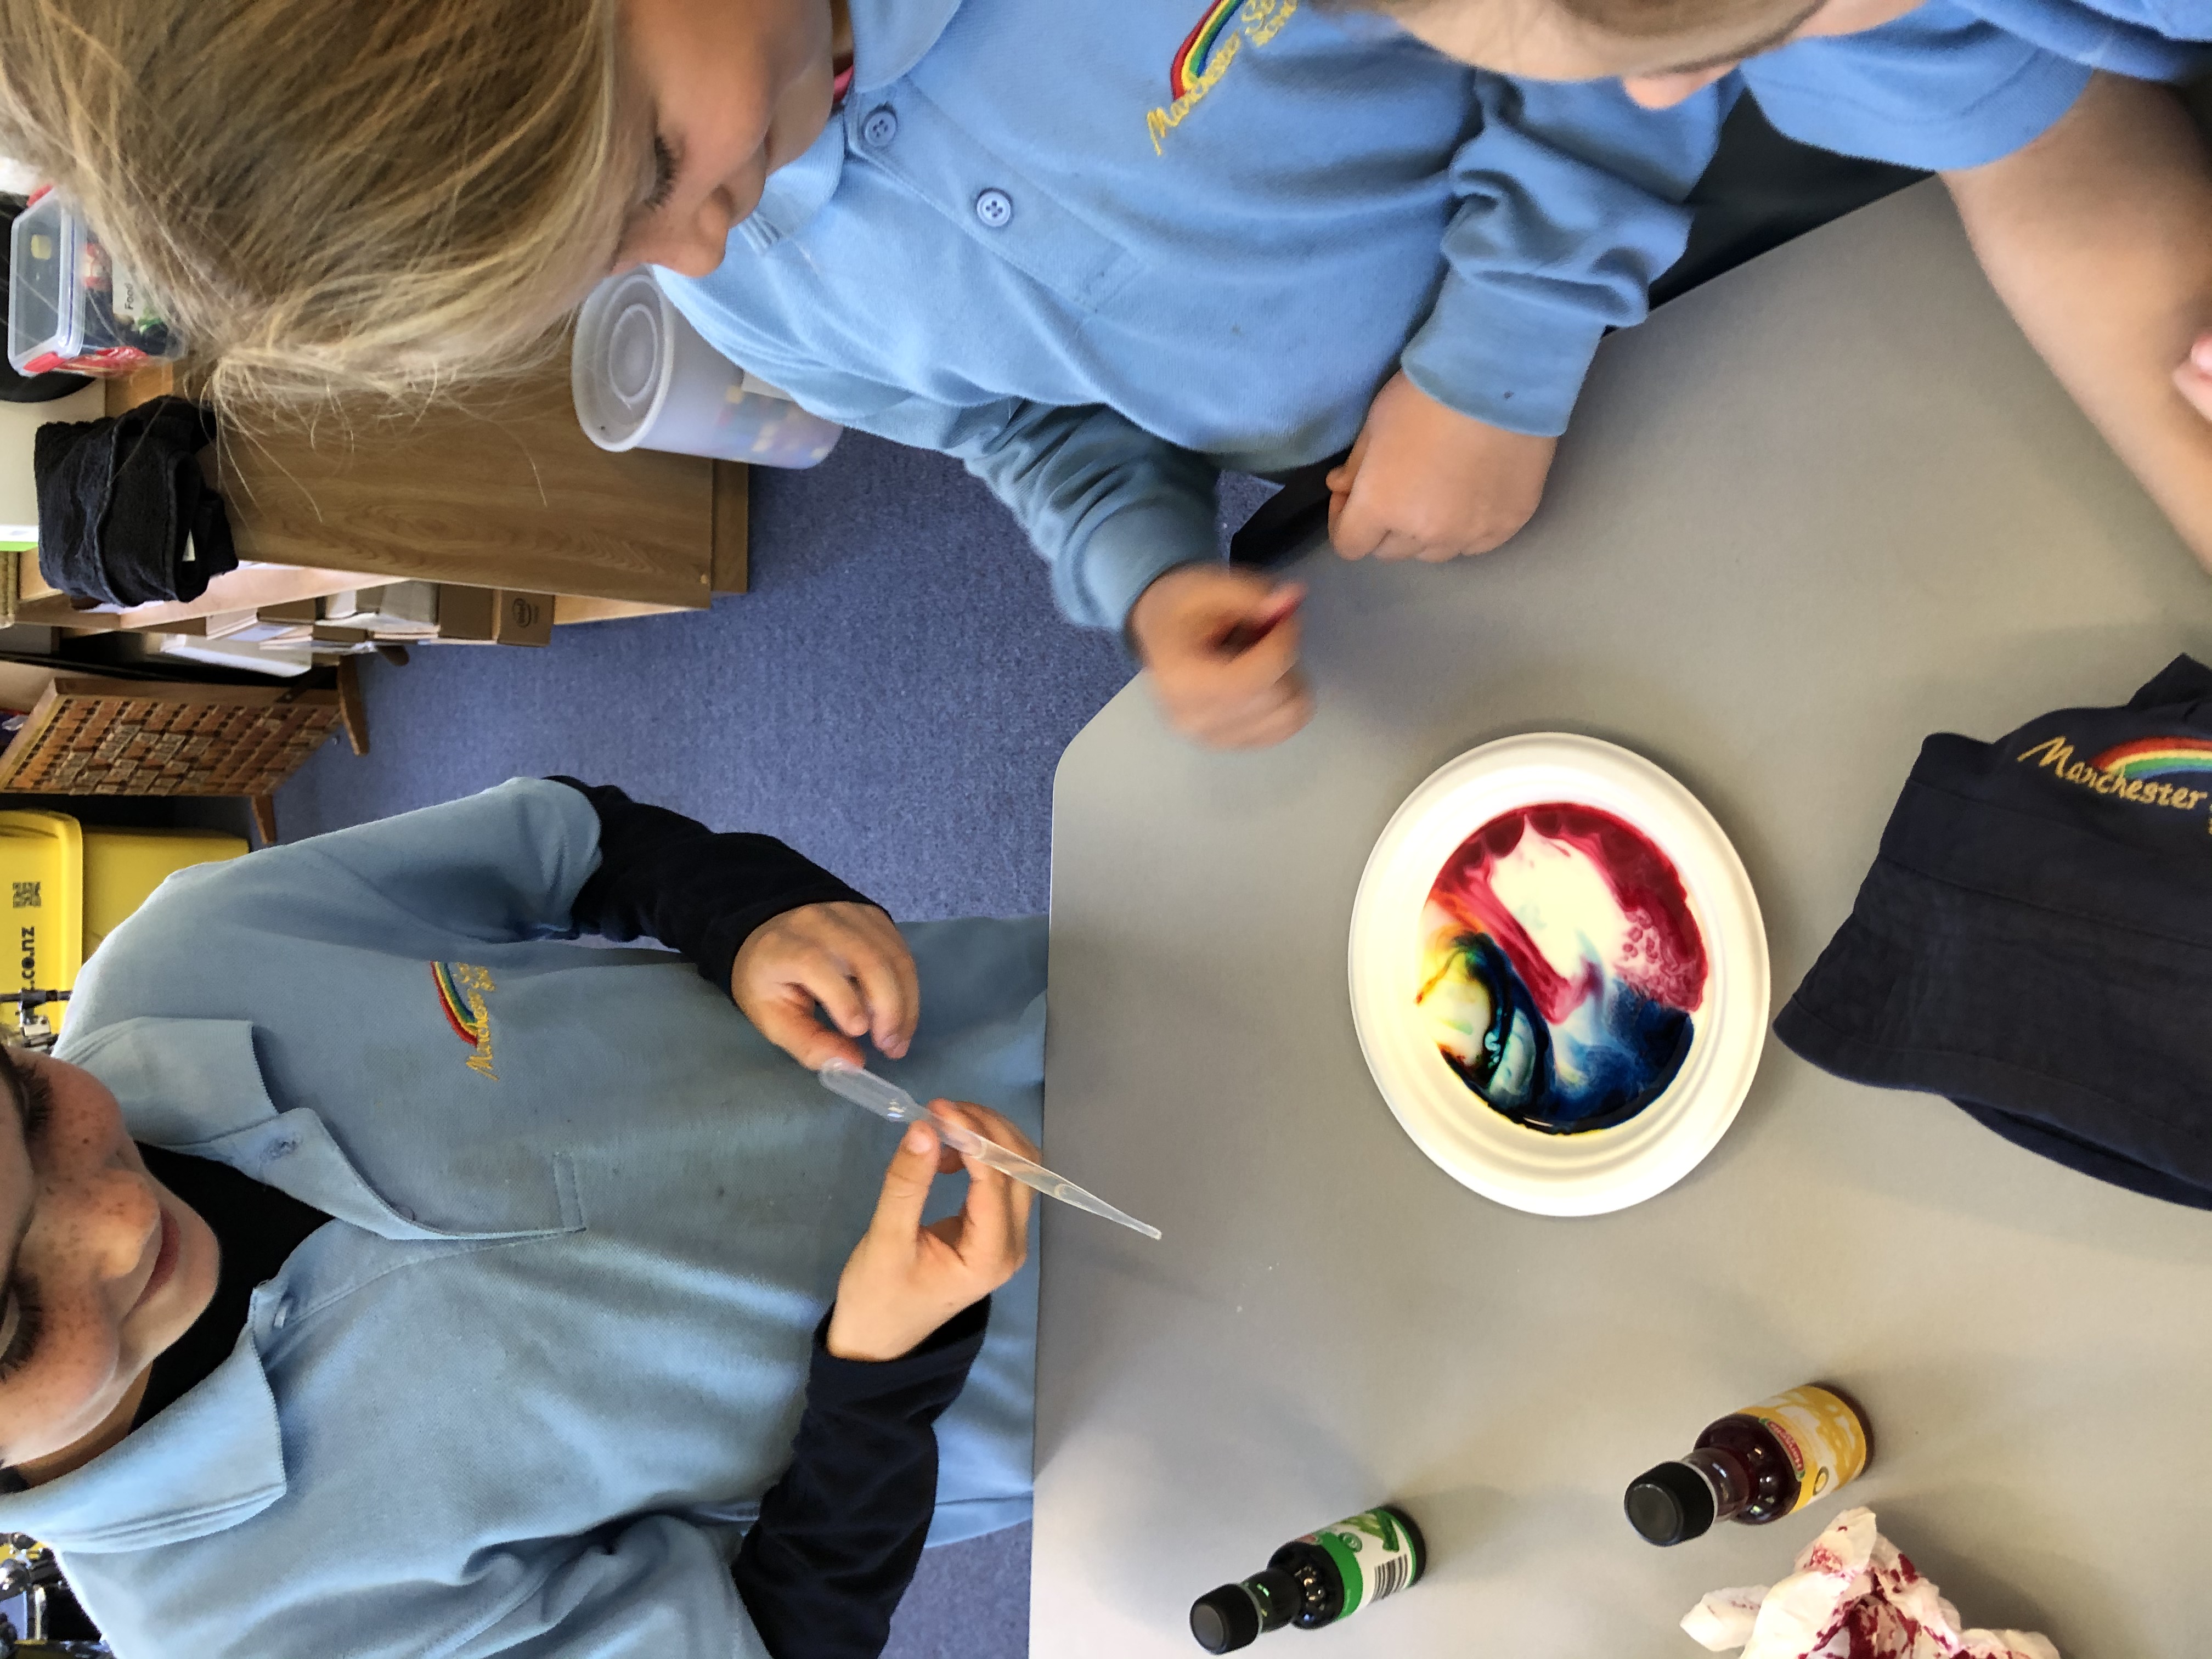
431, 961, 500, 1080
1147, 0, 1299, 156
2016, 733, 2212, 827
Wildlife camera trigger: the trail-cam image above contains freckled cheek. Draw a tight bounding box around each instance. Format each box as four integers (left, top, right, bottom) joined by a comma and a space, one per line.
33, 1171, 160, 1306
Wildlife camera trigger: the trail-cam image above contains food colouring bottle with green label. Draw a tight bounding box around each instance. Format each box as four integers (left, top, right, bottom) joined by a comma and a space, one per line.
1188, 1505, 1426, 1653
1625, 1384, 1871, 1546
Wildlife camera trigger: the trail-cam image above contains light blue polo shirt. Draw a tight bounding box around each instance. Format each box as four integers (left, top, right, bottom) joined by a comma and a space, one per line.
663, 0, 1716, 631
663, 0, 2203, 637
0, 781, 1045, 1659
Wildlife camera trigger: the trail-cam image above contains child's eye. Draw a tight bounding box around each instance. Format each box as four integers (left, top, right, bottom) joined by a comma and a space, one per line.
19, 1072, 52, 1144
0, 1282, 42, 1381
642, 134, 678, 213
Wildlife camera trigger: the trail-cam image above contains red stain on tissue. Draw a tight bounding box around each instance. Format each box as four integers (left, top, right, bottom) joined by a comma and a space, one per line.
1679, 1509, 2058, 1659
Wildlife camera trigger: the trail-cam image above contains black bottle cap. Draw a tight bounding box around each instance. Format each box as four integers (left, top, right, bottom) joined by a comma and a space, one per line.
1625, 1461, 1717, 1545
1190, 1583, 1262, 1652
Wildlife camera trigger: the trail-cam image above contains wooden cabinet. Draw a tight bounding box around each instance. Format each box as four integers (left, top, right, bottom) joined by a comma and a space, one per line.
9, 352, 747, 637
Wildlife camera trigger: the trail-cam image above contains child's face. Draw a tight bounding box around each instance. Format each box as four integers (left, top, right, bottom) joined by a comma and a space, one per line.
0, 1050, 218, 1473
1393, 0, 1922, 105
611, 0, 845, 277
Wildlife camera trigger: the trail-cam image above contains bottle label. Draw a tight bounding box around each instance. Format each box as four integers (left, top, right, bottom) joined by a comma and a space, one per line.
1304, 1509, 1421, 1619
1737, 1386, 1869, 1514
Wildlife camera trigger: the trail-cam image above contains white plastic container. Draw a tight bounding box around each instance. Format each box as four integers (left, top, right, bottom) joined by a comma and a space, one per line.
572, 270, 841, 469
7, 189, 187, 377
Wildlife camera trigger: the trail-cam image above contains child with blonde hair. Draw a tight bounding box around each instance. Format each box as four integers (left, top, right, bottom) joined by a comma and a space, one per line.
0, 0, 1758, 748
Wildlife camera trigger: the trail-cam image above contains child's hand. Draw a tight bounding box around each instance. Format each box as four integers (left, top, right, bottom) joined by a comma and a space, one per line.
2176, 332, 2212, 424
1127, 566, 1312, 748
825, 1104, 1036, 1362
731, 901, 919, 1070
1328, 371, 1556, 562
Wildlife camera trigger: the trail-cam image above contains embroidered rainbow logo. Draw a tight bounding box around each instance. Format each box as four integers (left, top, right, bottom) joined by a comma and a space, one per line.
431, 962, 489, 1047
1171, 0, 1240, 99
2090, 736, 2212, 780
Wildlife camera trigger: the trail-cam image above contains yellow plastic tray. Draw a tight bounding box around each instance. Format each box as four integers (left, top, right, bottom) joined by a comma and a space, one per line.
0, 815, 247, 1037
0, 810, 83, 1037
80, 827, 247, 956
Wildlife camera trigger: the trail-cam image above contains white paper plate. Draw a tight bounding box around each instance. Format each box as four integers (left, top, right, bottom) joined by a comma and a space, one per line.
1348, 735, 1768, 1216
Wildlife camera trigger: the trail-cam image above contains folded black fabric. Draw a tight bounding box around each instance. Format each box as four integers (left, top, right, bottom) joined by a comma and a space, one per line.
31, 394, 238, 606
1775, 656, 2212, 1209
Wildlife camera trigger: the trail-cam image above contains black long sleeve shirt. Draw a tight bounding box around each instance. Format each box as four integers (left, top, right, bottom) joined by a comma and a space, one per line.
64, 783, 977, 1659
553, 776, 876, 994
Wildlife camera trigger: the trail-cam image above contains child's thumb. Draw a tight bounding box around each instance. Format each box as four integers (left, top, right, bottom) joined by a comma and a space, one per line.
869, 1121, 940, 1237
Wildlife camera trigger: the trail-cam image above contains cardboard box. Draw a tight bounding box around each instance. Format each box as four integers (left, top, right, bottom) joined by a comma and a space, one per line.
436, 586, 552, 647
348, 582, 442, 630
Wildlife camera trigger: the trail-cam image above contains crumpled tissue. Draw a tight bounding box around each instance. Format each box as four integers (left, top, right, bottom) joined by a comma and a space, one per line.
1680, 1508, 2057, 1659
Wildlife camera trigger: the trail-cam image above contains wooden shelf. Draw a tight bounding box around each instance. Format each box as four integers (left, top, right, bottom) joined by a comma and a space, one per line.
15, 562, 367, 631
215, 366, 715, 607
13, 351, 752, 639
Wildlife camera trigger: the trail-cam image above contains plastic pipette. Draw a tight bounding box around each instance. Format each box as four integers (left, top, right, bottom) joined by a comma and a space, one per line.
817, 1061, 1162, 1240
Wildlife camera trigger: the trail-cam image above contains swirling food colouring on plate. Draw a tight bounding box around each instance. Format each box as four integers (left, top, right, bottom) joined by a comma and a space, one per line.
1416, 803, 1708, 1135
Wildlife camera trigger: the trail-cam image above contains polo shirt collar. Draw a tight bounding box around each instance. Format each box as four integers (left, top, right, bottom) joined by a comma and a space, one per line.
849, 0, 966, 91
0, 1329, 285, 1549
59, 1016, 464, 1243
737, 0, 964, 247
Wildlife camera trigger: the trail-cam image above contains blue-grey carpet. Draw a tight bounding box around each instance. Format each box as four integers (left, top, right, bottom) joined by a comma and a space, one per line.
276, 432, 1278, 1656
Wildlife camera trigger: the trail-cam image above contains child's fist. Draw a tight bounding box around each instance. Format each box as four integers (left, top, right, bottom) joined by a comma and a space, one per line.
2176, 332, 2212, 424
1127, 565, 1312, 748
730, 900, 919, 1070
825, 1105, 1037, 1362
1328, 371, 1556, 562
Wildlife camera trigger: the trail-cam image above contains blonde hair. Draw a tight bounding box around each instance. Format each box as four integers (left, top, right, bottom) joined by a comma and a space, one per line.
1555, 0, 1795, 34
1367, 0, 1791, 42
0, 0, 629, 408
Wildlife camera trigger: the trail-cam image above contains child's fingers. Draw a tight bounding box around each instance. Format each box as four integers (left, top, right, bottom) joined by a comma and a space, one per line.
1331, 485, 1390, 559
1192, 662, 1311, 746
877, 923, 922, 1056
842, 923, 917, 1058
1187, 647, 1311, 748
1222, 678, 1314, 747
934, 1101, 1041, 1163
748, 993, 865, 1070
1247, 581, 1304, 630
791, 947, 872, 1039
867, 1120, 943, 1243
1208, 607, 1302, 693
1324, 425, 1369, 501
941, 1143, 1029, 1282
930, 1102, 1043, 1250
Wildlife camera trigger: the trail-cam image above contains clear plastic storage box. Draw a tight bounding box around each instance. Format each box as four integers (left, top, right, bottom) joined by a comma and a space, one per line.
7, 188, 185, 377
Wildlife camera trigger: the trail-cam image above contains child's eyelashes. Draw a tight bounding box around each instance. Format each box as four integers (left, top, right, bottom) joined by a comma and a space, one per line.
0, 1283, 41, 1382
643, 134, 678, 213
19, 1070, 52, 1146
0, 1048, 50, 1148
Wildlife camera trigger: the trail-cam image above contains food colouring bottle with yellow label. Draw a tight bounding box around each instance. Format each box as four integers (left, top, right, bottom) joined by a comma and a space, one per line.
1188, 1505, 1426, 1652
1625, 1385, 1870, 1546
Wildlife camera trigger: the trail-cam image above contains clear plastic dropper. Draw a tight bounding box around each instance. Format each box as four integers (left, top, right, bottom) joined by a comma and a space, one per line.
817, 1060, 1162, 1240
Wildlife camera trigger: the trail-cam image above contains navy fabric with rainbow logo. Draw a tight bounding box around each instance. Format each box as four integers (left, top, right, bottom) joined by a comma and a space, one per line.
1778, 655, 2212, 1208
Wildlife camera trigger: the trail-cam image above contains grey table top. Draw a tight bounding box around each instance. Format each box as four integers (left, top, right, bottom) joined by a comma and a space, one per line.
1032, 180, 2212, 1659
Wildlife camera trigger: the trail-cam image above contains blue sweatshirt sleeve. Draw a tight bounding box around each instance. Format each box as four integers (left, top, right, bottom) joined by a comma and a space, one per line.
836, 390, 1221, 634
1400, 76, 1730, 438
1741, 1, 2095, 172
